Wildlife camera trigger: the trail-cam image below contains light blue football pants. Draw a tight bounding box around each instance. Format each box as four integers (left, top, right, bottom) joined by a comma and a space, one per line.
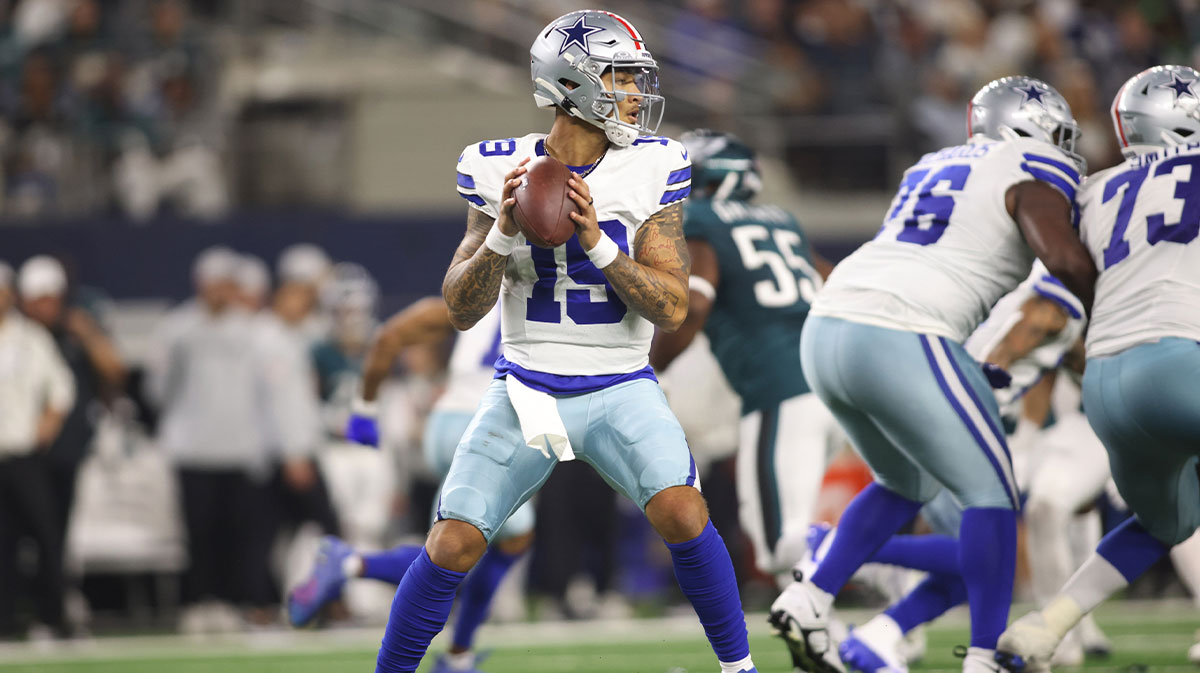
1083, 338, 1200, 546
800, 315, 1018, 511
437, 379, 698, 543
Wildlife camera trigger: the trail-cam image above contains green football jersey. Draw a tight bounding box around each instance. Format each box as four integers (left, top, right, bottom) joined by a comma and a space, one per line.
685, 198, 821, 414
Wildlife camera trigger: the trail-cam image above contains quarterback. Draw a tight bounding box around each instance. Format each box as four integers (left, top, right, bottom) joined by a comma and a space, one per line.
770, 76, 1097, 673
373, 10, 755, 673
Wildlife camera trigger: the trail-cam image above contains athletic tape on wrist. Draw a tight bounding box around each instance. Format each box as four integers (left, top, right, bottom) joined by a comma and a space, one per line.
484, 225, 520, 256
351, 396, 379, 418
586, 232, 620, 269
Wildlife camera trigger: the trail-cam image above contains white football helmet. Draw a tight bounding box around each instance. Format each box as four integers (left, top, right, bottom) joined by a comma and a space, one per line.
530, 10, 664, 147
969, 76, 1084, 171
1111, 65, 1200, 156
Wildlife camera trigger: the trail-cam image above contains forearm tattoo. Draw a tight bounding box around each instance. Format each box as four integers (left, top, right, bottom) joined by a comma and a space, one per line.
602, 203, 690, 329
443, 208, 509, 327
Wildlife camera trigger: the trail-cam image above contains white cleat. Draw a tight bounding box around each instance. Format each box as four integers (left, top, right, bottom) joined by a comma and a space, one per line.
1187, 629, 1200, 665
996, 611, 1059, 673
769, 579, 846, 673
962, 647, 1004, 673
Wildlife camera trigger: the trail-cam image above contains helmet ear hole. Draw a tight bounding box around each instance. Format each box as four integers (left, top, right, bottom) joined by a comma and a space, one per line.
1175, 128, 1195, 138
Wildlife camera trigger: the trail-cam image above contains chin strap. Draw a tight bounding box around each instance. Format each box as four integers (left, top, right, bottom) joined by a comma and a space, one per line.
604, 120, 637, 147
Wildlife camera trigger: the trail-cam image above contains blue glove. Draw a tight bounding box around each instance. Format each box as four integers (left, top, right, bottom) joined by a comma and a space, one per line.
345, 413, 379, 447
982, 363, 1012, 389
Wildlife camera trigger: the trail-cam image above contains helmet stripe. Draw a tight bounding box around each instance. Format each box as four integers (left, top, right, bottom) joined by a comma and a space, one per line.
1112, 80, 1130, 148
604, 11, 644, 49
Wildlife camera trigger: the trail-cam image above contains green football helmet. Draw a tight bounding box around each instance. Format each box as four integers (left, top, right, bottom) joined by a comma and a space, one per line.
680, 129, 762, 201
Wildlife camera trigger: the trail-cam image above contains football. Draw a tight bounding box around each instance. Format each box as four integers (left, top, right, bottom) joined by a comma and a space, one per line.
512, 155, 578, 248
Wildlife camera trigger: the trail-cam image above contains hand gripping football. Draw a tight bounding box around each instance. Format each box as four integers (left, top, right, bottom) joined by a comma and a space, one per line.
512, 155, 579, 248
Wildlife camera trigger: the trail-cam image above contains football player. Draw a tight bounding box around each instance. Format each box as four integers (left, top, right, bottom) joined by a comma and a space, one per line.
373, 10, 756, 673
997, 65, 1200, 673
811, 261, 1098, 673
649, 129, 841, 587
769, 76, 1096, 673
288, 300, 530, 673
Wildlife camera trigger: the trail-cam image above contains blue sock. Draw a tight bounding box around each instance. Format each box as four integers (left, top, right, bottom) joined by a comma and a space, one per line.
959, 507, 1016, 649
810, 483, 923, 595
869, 534, 961, 575
884, 571, 967, 633
376, 549, 467, 673
1097, 517, 1170, 582
451, 546, 523, 651
362, 545, 424, 584
666, 521, 750, 664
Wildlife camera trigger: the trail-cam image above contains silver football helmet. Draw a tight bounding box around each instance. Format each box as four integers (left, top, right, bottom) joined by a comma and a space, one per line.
1111, 65, 1200, 156
530, 10, 664, 147
969, 76, 1084, 171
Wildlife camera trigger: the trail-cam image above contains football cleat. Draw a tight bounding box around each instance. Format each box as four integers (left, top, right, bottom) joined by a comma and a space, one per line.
1188, 629, 1200, 664
996, 611, 1057, 673
770, 580, 846, 673
961, 647, 1003, 673
430, 651, 491, 673
287, 536, 353, 627
839, 630, 907, 673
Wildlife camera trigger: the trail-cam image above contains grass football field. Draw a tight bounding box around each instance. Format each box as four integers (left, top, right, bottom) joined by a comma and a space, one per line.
0, 601, 1194, 673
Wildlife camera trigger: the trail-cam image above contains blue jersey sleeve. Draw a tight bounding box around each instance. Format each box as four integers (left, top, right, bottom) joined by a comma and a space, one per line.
1019, 151, 1082, 228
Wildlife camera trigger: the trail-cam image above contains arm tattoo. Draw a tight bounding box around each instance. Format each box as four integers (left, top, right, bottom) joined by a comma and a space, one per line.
601, 203, 691, 330
442, 208, 509, 328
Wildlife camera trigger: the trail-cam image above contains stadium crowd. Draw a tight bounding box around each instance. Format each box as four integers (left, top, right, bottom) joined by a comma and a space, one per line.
1, 0, 1198, 215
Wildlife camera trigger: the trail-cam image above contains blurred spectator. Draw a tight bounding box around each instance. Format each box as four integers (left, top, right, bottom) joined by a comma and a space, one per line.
17, 254, 125, 633
0, 258, 75, 639
792, 0, 883, 114
277, 243, 332, 345
244, 253, 340, 615
2, 47, 70, 217
143, 246, 275, 632
234, 252, 269, 312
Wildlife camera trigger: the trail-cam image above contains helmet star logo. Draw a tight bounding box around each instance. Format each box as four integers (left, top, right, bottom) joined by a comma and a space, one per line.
1158, 73, 1196, 100
555, 15, 604, 56
1014, 84, 1047, 105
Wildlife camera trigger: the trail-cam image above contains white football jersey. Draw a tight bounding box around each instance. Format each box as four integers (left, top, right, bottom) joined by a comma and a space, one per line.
456, 133, 691, 381
965, 260, 1086, 418
813, 137, 1081, 343
434, 306, 501, 414
1080, 142, 1200, 357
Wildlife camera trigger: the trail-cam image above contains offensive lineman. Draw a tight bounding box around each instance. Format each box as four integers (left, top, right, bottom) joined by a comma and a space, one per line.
829, 261, 1107, 673
373, 11, 755, 673
769, 76, 1097, 673
649, 129, 842, 585
998, 64, 1200, 673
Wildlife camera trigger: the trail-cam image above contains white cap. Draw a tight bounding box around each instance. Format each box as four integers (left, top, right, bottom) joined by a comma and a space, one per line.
277, 243, 330, 285
236, 254, 271, 296
0, 261, 12, 289
17, 255, 67, 300
192, 246, 240, 286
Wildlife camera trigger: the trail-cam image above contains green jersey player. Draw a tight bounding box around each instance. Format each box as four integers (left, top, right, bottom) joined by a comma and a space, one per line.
650, 129, 840, 585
